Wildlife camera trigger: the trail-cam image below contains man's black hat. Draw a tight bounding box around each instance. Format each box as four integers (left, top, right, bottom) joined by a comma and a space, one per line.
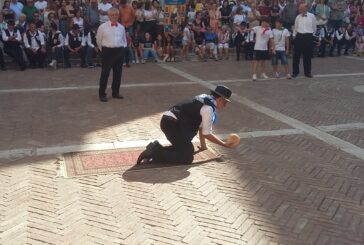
211, 85, 232, 102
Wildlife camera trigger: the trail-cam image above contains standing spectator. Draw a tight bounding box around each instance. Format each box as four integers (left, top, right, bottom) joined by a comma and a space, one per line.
278, 0, 286, 13
34, 0, 47, 14
218, 24, 230, 60
98, 0, 112, 24
84, 0, 99, 31
316, 0, 330, 27
47, 22, 64, 69
64, 24, 86, 68
187, 5, 196, 24
72, 9, 84, 31
271, 18, 291, 79
23, 21, 46, 68
2, 1, 16, 20
85, 23, 100, 67
247, 3, 261, 28
204, 25, 218, 61
154, 33, 164, 60
244, 24, 255, 60
58, 0, 70, 36
233, 6, 247, 28
10, 0, 24, 21
96, 8, 127, 102
281, 0, 298, 31
220, 0, 232, 26
270, 0, 280, 27
119, 0, 135, 35
152, 0, 164, 36
131, 31, 141, 63
143, 0, 157, 39
251, 16, 274, 81
193, 11, 206, 32
258, 0, 270, 19
2, 19, 26, 70
134, 1, 143, 36
22, 0, 38, 22
66, 0, 75, 26
0, 13, 7, 70
356, 5, 364, 29
292, 3, 317, 78
209, 3, 220, 32
328, 0, 346, 30
233, 22, 246, 61
16, 13, 27, 34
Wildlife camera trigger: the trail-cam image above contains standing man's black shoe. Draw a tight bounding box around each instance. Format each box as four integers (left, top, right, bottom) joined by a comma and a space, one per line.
112, 94, 124, 99
99, 96, 108, 102
292, 74, 298, 78
305, 74, 313, 78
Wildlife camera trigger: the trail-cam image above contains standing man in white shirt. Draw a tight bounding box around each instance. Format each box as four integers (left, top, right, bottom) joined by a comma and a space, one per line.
98, 0, 112, 24
96, 8, 127, 102
292, 3, 317, 78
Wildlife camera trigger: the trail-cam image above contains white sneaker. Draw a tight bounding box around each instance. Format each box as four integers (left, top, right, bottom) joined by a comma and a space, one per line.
261, 73, 269, 79
286, 73, 292, 79
136, 59, 139, 64
275, 72, 279, 78
252, 74, 257, 81
141, 59, 145, 64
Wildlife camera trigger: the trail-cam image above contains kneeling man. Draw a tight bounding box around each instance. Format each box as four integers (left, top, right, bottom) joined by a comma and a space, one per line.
137, 85, 235, 165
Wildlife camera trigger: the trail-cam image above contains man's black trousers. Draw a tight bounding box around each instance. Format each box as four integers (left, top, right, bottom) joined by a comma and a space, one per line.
293, 33, 313, 76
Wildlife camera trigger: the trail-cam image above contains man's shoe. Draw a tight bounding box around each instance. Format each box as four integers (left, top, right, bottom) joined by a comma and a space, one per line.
112, 94, 124, 99
292, 73, 298, 78
305, 74, 313, 78
136, 141, 160, 164
99, 96, 108, 102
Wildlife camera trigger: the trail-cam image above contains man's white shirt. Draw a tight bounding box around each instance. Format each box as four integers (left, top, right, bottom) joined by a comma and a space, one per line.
293, 12, 317, 36
23, 31, 45, 50
96, 21, 127, 50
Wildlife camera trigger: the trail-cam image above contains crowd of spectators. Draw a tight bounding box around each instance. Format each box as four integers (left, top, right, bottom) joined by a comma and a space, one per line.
0, 0, 363, 71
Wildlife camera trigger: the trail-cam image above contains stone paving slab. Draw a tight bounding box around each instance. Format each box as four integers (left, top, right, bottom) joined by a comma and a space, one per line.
0, 84, 288, 151
1, 133, 364, 244
227, 76, 364, 127
167, 56, 364, 82
330, 129, 364, 149
0, 64, 186, 90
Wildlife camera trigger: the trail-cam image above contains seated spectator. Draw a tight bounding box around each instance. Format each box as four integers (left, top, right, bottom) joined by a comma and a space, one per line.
84, 0, 100, 31
344, 23, 356, 54
132, 32, 141, 63
204, 25, 219, 61
329, 25, 345, 56
34, 0, 47, 14
45, 11, 58, 33
218, 25, 230, 60
58, 0, 70, 37
72, 9, 84, 31
356, 33, 364, 56
141, 32, 158, 63
194, 25, 206, 61
2, 19, 26, 70
2, 0, 15, 20
220, 0, 232, 26
16, 13, 28, 34
33, 11, 44, 28
85, 23, 100, 68
155, 33, 164, 60
10, 0, 24, 21
23, 21, 46, 68
47, 22, 64, 69
233, 7, 247, 29
64, 24, 86, 68
164, 33, 175, 62
258, 0, 270, 18
22, 0, 38, 22
318, 26, 334, 57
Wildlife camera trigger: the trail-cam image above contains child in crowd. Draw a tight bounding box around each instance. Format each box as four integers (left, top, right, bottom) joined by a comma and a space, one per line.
125, 32, 134, 67
244, 27, 255, 60
271, 18, 291, 79
141, 32, 158, 63
204, 25, 219, 61
329, 25, 345, 56
164, 33, 175, 62
233, 22, 247, 61
356, 32, 364, 56
318, 26, 333, 57
155, 33, 165, 60
132, 32, 141, 63
218, 25, 230, 60
181, 22, 193, 61
193, 25, 206, 61
251, 16, 274, 81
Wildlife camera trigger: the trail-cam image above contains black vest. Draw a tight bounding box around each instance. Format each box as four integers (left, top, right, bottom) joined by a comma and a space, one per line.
47, 31, 61, 47
170, 97, 215, 141
26, 31, 41, 47
4, 29, 20, 47
68, 31, 82, 48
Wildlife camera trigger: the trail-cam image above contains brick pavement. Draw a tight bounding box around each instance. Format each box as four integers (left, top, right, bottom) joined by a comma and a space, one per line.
1, 57, 364, 244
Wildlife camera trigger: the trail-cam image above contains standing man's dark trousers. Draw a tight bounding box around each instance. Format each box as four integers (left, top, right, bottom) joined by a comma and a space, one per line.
293, 33, 313, 76
4, 45, 26, 70
152, 115, 195, 164
99, 47, 125, 98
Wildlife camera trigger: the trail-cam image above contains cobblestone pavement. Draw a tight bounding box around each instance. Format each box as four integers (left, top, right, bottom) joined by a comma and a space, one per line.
0, 56, 364, 244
